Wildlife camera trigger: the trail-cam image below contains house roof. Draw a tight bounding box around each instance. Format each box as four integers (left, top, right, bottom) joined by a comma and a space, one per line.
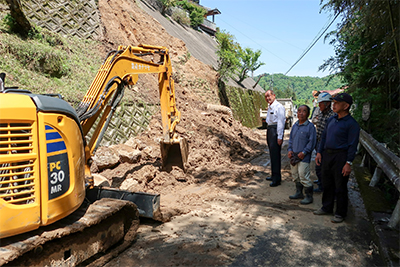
205, 7, 221, 16
320, 88, 345, 96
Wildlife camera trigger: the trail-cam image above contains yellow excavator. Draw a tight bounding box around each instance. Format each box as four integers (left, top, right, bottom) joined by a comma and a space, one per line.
0, 44, 188, 266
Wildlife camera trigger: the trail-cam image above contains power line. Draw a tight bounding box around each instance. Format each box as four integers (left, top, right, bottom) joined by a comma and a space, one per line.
218, 17, 291, 65
284, 12, 340, 76
220, 13, 304, 52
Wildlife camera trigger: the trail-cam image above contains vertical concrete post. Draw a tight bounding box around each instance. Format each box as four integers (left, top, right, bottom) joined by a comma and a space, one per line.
369, 167, 382, 187
360, 153, 366, 167
388, 199, 400, 229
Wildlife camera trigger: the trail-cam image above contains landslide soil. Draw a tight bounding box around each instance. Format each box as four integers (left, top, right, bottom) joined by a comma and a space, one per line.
95, 0, 282, 264
91, 1, 379, 266
96, 0, 270, 223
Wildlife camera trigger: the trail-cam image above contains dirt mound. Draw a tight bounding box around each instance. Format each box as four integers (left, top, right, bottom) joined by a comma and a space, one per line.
94, 0, 267, 221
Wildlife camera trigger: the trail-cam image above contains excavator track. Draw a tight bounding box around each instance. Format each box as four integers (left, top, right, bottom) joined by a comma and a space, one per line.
0, 198, 140, 266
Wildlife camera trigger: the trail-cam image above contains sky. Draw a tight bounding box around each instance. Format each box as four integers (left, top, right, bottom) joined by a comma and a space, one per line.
200, 0, 339, 78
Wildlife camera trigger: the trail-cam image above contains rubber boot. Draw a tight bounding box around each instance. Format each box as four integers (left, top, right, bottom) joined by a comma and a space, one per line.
300, 186, 314, 205
289, 182, 304, 199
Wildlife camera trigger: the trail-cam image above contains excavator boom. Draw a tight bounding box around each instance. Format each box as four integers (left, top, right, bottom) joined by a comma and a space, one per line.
76, 45, 187, 172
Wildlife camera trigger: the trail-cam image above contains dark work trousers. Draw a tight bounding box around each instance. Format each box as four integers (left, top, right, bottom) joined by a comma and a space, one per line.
267, 125, 281, 183
315, 141, 323, 189
321, 150, 349, 217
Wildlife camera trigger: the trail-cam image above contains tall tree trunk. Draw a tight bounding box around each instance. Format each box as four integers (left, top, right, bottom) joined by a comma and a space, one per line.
6, 0, 32, 37
253, 74, 265, 89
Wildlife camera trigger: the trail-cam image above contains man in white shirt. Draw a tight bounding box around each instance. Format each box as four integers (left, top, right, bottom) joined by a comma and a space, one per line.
265, 90, 286, 187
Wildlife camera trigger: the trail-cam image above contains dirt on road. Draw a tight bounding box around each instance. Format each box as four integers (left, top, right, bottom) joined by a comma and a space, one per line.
89, 0, 383, 266
98, 128, 380, 266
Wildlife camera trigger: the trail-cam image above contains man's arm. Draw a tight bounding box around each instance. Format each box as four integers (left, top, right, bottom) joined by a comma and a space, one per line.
311, 107, 320, 124
346, 120, 361, 162
288, 126, 294, 152
303, 124, 316, 156
276, 105, 286, 143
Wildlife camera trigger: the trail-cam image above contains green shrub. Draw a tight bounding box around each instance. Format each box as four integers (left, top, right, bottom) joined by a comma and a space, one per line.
0, 30, 103, 103
175, 0, 206, 28
1, 36, 69, 77
2, 14, 17, 33
171, 8, 190, 26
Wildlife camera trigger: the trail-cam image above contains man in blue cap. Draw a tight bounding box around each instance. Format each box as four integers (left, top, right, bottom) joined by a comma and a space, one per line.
313, 92, 335, 193
313, 93, 360, 223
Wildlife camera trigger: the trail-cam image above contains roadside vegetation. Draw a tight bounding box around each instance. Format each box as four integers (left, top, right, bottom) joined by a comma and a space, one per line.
160, 0, 206, 28
0, 8, 103, 105
320, 0, 399, 210
257, 73, 345, 107
320, 0, 399, 155
215, 29, 265, 84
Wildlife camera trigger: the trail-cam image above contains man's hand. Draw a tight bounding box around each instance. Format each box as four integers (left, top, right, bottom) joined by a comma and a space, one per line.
288, 151, 294, 159
298, 152, 305, 160
277, 139, 283, 146
315, 153, 322, 166
342, 163, 351, 176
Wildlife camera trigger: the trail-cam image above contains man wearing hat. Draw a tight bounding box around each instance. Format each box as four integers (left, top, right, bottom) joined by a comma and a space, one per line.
313, 93, 360, 223
314, 92, 335, 193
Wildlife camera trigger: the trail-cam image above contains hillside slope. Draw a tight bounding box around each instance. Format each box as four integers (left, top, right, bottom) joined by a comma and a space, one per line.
91, 2, 381, 267
98, 0, 220, 104
94, 0, 268, 219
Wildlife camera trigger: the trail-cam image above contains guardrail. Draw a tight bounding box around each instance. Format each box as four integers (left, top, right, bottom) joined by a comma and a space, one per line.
359, 129, 400, 228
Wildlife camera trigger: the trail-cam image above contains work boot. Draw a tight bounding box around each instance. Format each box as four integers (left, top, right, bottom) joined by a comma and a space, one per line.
289, 182, 304, 199
300, 186, 314, 205
314, 186, 323, 193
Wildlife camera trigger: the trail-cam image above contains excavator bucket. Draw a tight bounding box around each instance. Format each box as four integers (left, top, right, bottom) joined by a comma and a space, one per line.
160, 137, 189, 172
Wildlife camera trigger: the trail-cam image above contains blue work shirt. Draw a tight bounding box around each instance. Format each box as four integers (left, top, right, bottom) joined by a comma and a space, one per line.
288, 120, 316, 163
317, 113, 360, 162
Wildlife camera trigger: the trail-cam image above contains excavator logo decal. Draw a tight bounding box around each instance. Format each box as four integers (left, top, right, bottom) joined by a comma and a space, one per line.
45, 125, 70, 200
131, 63, 150, 71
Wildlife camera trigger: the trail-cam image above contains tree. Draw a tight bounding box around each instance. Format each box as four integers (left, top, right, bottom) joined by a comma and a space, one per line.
5, 0, 34, 37
215, 30, 240, 82
320, 0, 400, 154
237, 47, 265, 83
160, 0, 176, 16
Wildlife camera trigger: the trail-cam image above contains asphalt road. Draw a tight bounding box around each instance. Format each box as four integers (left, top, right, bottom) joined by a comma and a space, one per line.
104, 130, 385, 267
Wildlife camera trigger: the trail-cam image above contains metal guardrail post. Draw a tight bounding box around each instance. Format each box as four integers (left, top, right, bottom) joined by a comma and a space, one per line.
389, 199, 400, 229
359, 129, 400, 228
369, 167, 382, 187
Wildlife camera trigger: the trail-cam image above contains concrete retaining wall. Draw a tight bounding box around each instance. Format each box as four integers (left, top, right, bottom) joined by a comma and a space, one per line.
21, 0, 102, 40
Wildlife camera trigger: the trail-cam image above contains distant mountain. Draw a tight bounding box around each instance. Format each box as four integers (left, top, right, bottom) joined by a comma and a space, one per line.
254, 73, 346, 106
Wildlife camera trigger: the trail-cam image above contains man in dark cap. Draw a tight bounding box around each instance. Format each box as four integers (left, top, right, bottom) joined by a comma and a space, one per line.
313, 93, 360, 223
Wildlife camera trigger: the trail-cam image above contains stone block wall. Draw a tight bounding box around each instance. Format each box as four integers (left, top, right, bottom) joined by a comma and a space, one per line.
219, 82, 266, 129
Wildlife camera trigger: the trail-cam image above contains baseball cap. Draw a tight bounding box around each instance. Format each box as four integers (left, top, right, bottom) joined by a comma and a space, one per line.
333, 93, 353, 105
317, 92, 333, 103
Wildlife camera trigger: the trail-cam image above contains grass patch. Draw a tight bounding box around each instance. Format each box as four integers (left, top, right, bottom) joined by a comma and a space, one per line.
0, 12, 104, 105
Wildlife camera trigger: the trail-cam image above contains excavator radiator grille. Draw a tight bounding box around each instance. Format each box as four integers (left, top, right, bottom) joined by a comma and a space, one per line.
0, 122, 36, 205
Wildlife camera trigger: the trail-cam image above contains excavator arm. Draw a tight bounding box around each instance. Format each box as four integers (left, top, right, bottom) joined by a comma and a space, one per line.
75, 44, 188, 177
